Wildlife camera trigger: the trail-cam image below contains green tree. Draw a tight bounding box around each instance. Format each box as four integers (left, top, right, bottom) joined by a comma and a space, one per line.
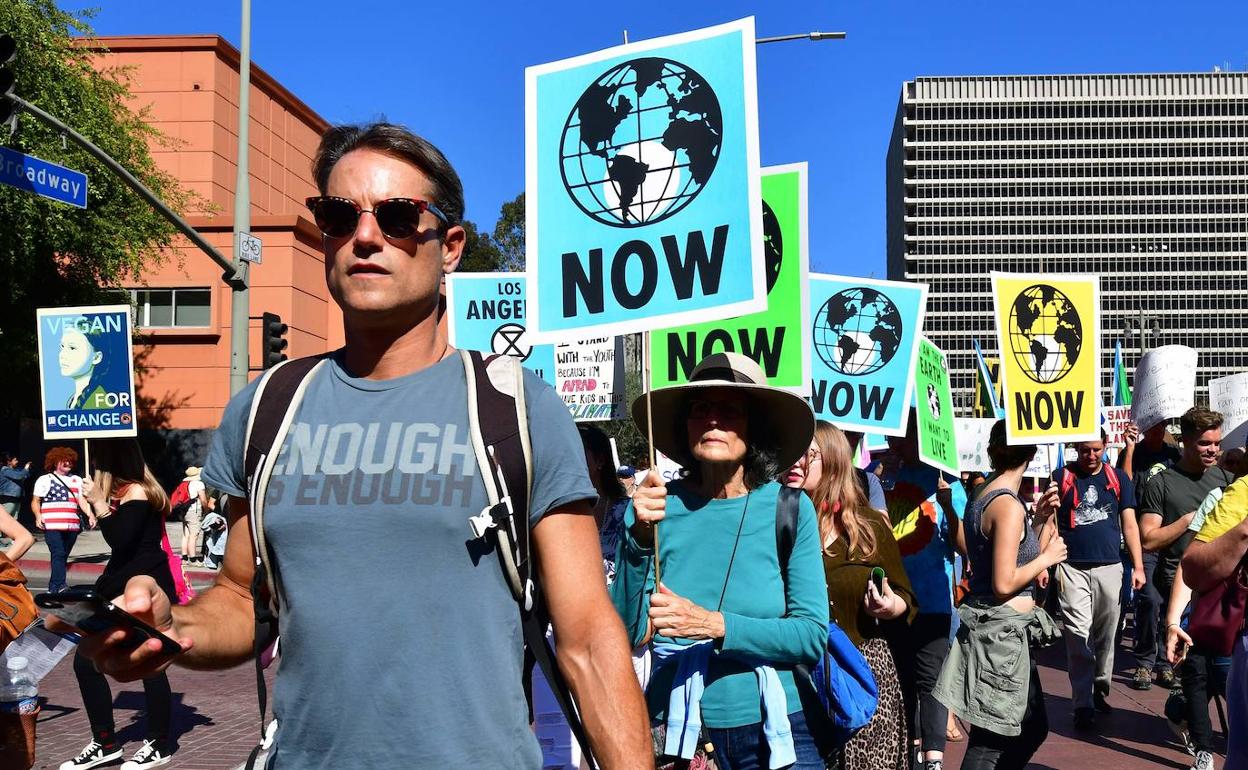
457, 218, 503, 272
492, 192, 525, 271
0, 1, 193, 420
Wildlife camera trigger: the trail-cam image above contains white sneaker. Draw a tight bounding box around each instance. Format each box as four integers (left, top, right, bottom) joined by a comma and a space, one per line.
1193, 750, 1215, 770
120, 740, 171, 769
59, 739, 123, 770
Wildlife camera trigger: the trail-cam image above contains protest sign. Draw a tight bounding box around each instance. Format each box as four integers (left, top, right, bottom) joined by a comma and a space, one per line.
526, 18, 765, 341
37, 305, 137, 439
807, 274, 927, 436
955, 418, 995, 473
1130, 345, 1198, 432
648, 164, 810, 394
991, 273, 1100, 443
864, 433, 889, 452
1101, 405, 1133, 448
915, 338, 958, 475
445, 273, 556, 386
1025, 444, 1058, 480
1210, 372, 1248, 449
556, 336, 625, 422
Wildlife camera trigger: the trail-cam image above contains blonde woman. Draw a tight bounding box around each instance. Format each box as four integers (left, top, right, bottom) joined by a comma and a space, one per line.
61, 438, 177, 770
786, 421, 916, 770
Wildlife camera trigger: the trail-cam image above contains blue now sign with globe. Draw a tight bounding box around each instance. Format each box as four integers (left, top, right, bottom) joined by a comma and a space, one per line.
525, 18, 766, 342
808, 275, 928, 437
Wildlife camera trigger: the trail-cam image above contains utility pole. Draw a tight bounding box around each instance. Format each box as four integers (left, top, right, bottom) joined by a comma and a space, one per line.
229, 0, 252, 396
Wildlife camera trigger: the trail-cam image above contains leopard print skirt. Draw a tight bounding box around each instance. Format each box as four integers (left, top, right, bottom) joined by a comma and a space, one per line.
826, 637, 908, 770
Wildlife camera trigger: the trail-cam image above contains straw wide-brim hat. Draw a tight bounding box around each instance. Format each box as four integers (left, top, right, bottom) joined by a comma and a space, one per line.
183, 466, 201, 480
632, 352, 815, 470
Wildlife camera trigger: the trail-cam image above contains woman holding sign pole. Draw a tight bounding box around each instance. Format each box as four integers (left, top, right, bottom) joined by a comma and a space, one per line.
610, 352, 827, 769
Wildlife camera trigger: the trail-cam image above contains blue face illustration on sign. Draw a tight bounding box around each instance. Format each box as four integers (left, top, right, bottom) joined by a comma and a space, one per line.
445, 274, 556, 387
526, 18, 764, 341
808, 276, 928, 437
37, 305, 138, 439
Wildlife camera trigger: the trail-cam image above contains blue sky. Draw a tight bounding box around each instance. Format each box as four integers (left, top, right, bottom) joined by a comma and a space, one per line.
64, 1, 1248, 276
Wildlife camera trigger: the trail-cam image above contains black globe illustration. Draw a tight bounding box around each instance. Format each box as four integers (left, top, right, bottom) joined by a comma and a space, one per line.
812, 288, 904, 376
1008, 284, 1082, 384
560, 57, 723, 228
762, 200, 782, 295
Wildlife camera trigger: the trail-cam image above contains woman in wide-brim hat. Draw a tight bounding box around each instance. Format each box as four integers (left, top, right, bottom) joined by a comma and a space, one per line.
609, 352, 829, 769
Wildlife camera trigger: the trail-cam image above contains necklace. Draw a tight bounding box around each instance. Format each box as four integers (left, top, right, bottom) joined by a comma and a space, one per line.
714, 491, 751, 612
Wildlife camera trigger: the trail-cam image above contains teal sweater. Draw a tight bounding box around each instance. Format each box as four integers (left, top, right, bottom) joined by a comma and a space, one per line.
611, 480, 828, 728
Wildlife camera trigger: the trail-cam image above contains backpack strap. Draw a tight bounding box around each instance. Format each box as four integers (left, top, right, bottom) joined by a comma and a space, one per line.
775, 485, 803, 577
459, 350, 599, 770
240, 355, 328, 770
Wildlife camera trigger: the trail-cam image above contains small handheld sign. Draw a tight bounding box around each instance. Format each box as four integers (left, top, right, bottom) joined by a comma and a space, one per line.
445, 273, 556, 386
914, 337, 958, 476
37, 305, 137, 439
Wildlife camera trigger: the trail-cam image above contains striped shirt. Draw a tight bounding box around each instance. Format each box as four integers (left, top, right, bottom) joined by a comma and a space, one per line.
33, 473, 83, 531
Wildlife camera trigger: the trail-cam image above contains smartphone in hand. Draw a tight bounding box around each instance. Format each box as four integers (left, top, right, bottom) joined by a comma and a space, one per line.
35, 588, 181, 656
870, 567, 886, 594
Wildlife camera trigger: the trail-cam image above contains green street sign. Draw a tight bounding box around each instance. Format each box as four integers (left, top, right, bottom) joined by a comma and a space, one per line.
916, 337, 958, 476
648, 164, 810, 394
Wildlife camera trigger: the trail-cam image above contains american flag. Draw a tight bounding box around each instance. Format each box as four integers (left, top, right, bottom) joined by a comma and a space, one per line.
39, 474, 82, 531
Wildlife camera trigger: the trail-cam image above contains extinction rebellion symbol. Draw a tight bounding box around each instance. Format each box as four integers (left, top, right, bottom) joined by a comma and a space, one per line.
491, 323, 532, 361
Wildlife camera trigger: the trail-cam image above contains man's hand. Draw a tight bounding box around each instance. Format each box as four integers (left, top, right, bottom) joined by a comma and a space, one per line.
1124, 423, 1140, 447
1132, 566, 1146, 591
1166, 623, 1192, 666
649, 583, 724, 640
630, 471, 666, 549
43, 575, 192, 682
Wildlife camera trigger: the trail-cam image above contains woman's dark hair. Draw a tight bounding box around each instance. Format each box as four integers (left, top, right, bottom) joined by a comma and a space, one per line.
578, 424, 625, 502
987, 419, 1038, 472
671, 393, 783, 490
312, 122, 465, 232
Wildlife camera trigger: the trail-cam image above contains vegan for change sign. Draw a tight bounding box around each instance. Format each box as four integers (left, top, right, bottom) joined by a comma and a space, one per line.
445, 273, 556, 386
991, 273, 1100, 443
526, 18, 765, 341
37, 305, 137, 439
649, 163, 810, 394
915, 338, 958, 475
808, 275, 927, 437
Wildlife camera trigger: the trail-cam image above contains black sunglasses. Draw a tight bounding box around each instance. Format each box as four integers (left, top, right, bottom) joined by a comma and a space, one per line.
305, 196, 449, 240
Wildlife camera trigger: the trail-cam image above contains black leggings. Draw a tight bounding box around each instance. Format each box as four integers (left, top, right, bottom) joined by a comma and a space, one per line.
961, 658, 1048, 770
894, 613, 952, 754
73, 652, 171, 749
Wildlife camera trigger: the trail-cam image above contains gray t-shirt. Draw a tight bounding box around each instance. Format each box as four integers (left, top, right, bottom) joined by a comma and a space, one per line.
203, 354, 595, 769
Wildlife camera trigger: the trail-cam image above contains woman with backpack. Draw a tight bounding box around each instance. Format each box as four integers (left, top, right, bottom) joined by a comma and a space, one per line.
932, 420, 1067, 770
611, 352, 828, 769
787, 420, 916, 769
60, 438, 178, 770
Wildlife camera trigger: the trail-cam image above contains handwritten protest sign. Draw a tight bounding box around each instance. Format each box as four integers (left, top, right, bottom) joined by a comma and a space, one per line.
808, 275, 927, 436
915, 338, 958, 476
527, 18, 764, 341
445, 273, 556, 386
955, 417, 995, 473
1101, 405, 1133, 448
1210, 372, 1248, 450
649, 164, 810, 394
1130, 345, 1197, 432
991, 273, 1100, 443
555, 337, 625, 422
1025, 444, 1058, 480
37, 305, 137, 439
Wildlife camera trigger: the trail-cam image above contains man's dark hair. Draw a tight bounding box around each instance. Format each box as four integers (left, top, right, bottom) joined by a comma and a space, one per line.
577, 424, 626, 502
670, 394, 782, 490
0, 452, 13, 465
312, 123, 465, 231
987, 418, 1038, 472
1180, 406, 1223, 440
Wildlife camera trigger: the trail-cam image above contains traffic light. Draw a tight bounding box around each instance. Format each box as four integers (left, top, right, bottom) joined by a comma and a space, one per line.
0, 34, 17, 137
261, 312, 288, 369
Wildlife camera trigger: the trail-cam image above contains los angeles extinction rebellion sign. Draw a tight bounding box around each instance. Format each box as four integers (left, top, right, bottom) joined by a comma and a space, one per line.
525, 18, 765, 342
807, 275, 927, 437
648, 164, 810, 394
991, 273, 1100, 443
445, 273, 556, 386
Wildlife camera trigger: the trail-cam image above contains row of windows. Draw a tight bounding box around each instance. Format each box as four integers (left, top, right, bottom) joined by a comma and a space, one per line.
907, 100, 1248, 121
923, 291, 1248, 318
907, 236, 1246, 256
910, 123, 1248, 143
910, 219, 1248, 237
914, 200, 1248, 218
909, 255, 1247, 280
910, 161, 1248, 181
126, 288, 211, 328
910, 141, 1248, 162
910, 180, 1248, 198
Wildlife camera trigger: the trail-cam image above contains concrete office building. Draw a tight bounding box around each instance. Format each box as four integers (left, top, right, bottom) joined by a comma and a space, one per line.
887, 72, 1248, 413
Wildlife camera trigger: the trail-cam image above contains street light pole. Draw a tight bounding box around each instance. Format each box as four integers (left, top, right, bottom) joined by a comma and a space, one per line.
756, 31, 847, 45
229, 0, 252, 396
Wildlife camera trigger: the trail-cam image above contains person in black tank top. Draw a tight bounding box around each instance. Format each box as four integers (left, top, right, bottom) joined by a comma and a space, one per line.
62, 438, 178, 770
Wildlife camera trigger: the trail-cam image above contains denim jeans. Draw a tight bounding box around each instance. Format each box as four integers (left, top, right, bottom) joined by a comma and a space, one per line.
44, 529, 79, 593
704, 708, 823, 770
1133, 551, 1169, 674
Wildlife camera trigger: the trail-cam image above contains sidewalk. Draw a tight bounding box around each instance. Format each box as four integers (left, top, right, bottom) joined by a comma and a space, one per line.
15, 522, 221, 592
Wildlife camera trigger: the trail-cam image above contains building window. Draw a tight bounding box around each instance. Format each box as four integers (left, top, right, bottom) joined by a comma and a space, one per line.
127, 288, 211, 328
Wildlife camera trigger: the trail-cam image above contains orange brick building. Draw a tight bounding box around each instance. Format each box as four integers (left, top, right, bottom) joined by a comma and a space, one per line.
90, 35, 342, 431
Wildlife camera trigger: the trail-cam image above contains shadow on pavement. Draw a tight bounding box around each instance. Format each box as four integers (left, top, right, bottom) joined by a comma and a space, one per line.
112, 690, 214, 751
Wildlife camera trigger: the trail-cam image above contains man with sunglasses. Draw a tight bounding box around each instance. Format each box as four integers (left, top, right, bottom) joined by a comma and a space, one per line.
58, 123, 651, 769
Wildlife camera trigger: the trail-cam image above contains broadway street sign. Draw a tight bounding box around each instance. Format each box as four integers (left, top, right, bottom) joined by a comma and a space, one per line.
0, 145, 88, 208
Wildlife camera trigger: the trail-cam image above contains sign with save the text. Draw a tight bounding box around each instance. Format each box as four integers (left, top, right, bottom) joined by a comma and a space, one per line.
37, 305, 137, 439
807, 274, 927, 437
992, 273, 1100, 443
649, 164, 810, 394
525, 18, 765, 341
445, 273, 557, 387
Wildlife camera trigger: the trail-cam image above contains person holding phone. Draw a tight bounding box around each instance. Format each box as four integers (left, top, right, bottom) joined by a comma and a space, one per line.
58, 438, 178, 770
787, 420, 916, 769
